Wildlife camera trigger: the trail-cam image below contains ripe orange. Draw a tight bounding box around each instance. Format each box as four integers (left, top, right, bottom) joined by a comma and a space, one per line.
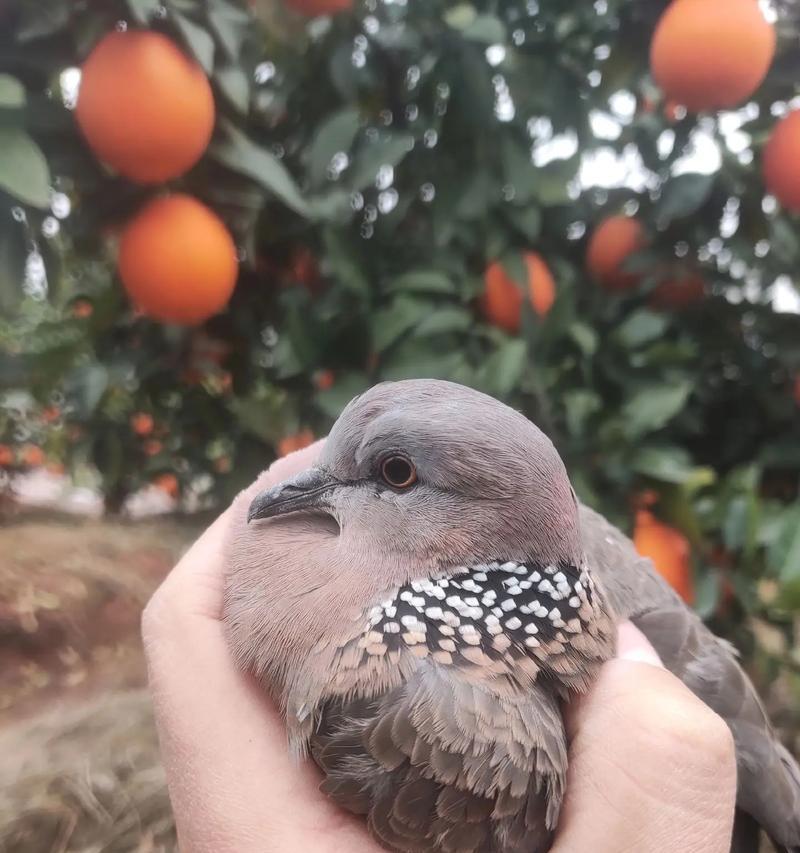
481, 252, 555, 333
650, 0, 775, 112
41, 405, 61, 423
313, 369, 335, 391
633, 509, 694, 605
118, 194, 238, 325
144, 439, 163, 457
0, 445, 13, 467
153, 473, 179, 498
21, 445, 45, 468
278, 429, 315, 458
650, 271, 705, 310
76, 30, 215, 183
131, 412, 154, 436
586, 216, 647, 292
763, 111, 800, 212
285, 0, 352, 15
71, 299, 93, 319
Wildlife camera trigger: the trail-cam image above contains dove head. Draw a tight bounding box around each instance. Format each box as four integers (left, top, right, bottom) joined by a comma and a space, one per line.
248, 379, 581, 575
225, 379, 584, 703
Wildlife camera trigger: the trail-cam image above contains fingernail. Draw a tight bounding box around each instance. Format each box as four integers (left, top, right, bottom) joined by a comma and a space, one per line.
616, 621, 664, 668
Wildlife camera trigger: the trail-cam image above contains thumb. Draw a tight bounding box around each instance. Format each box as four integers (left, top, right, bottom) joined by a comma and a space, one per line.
555, 621, 736, 853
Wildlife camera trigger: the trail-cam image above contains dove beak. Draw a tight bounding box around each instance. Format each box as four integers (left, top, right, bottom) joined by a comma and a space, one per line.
247, 467, 340, 522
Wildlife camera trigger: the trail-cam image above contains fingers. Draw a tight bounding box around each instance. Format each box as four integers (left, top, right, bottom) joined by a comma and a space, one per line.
554, 622, 737, 853
143, 441, 378, 853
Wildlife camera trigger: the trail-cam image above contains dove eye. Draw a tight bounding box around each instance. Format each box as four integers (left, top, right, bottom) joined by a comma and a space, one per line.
380, 455, 417, 489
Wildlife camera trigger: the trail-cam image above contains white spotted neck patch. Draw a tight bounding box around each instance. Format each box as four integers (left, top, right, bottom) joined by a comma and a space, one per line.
357, 560, 602, 670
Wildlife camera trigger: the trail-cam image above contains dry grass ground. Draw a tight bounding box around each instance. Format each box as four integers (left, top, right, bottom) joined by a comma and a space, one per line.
0, 511, 200, 852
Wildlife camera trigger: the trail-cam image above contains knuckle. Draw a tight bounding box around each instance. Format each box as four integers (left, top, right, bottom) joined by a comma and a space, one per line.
645, 684, 735, 773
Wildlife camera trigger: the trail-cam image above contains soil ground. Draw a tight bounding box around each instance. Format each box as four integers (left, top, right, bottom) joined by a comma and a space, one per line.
0, 509, 200, 852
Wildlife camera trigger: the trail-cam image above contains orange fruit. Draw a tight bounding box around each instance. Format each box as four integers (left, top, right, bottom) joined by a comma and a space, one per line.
650, 0, 775, 112
144, 439, 163, 456
0, 445, 13, 467
118, 194, 238, 325
277, 429, 315, 458
21, 444, 45, 468
76, 30, 215, 183
285, 0, 352, 15
586, 216, 647, 292
41, 405, 61, 423
131, 412, 155, 436
213, 455, 232, 474
313, 369, 335, 391
634, 509, 694, 605
71, 299, 93, 319
763, 111, 800, 212
153, 473, 179, 498
481, 252, 556, 333
650, 271, 705, 310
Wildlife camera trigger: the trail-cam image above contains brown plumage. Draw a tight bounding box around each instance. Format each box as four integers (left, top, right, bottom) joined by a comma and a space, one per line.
223, 379, 800, 853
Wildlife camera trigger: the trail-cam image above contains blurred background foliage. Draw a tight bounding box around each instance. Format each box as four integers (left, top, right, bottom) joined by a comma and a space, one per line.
0, 0, 799, 716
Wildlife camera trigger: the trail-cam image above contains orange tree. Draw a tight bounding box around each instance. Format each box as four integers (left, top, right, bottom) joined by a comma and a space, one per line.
1, 0, 799, 699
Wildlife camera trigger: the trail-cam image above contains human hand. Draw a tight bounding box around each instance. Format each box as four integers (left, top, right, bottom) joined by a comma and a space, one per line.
143, 444, 736, 853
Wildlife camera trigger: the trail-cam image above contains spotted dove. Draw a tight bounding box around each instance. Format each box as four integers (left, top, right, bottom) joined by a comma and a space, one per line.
224, 379, 800, 853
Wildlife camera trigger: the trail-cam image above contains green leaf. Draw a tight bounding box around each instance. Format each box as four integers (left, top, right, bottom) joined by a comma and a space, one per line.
380, 341, 468, 383
621, 381, 692, 437
207, 0, 252, 60
229, 384, 290, 443
347, 132, 413, 192
769, 216, 800, 265
631, 445, 715, 487
214, 65, 250, 113
458, 14, 507, 44
211, 119, 310, 217
563, 389, 601, 435
568, 321, 597, 355
16, 0, 70, 41
0, 128, 50, 208
767, 505, 800, 589
614, 310, 669, 348
477, 339, 526, 397
64, 363, 109, 418
501, 137, 538, 203
504, 205, 542, 241
306, 107, 361, 188
414, 306, 472, 337
693, 570, 721, 620
655, 173, 714, 225
443, 4, 476, 29
386, 270, 457, 296
322, 228, 369, 295
126, 0, 161, 24
0, 217, 26, 316
372, 297, 431, 352
173, 12, 216, 74
0, 75, 25, 109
